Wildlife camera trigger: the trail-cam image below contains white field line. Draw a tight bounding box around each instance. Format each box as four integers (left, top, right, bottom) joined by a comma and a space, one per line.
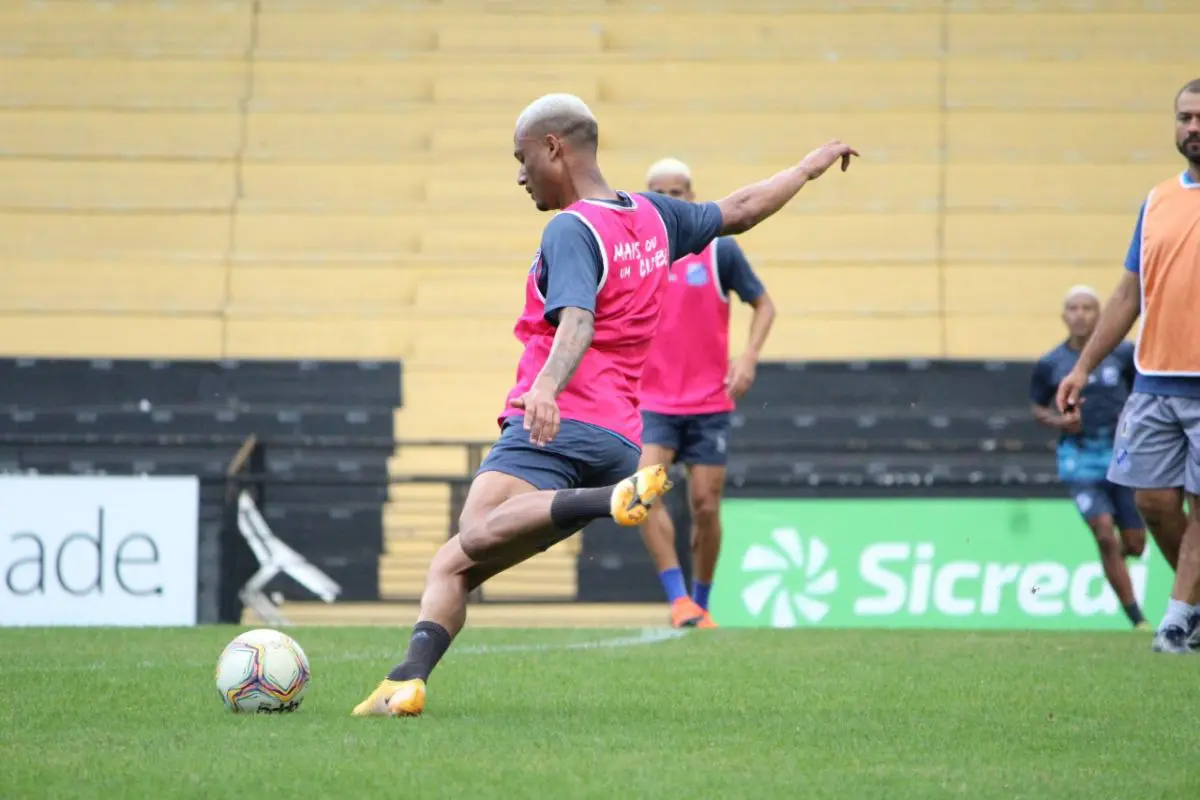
2, 626, 688, 674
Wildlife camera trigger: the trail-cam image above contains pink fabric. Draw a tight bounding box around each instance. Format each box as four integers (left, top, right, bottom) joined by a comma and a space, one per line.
500, 194, 671, 444
639, 240, 734, 415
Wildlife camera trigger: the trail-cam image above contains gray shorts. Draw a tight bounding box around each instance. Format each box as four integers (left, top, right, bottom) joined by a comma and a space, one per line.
1107, 392, 1200, 494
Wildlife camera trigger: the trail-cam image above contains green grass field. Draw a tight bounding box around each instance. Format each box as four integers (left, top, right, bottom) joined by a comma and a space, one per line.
1, 625, 1194, 799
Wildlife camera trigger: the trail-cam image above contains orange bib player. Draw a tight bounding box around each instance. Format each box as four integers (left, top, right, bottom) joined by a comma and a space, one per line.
1057, 79, 1200, 654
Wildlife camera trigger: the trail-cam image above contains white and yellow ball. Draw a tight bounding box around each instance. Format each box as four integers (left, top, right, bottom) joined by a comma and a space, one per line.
214, 628, 310, 714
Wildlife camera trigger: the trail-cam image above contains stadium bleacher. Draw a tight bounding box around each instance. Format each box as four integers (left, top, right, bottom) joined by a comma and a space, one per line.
1, 0, 1193, 602
0, 358, 399, 600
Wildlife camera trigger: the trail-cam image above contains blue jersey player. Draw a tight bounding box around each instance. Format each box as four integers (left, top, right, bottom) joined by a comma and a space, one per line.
1030, 285, 1150, 630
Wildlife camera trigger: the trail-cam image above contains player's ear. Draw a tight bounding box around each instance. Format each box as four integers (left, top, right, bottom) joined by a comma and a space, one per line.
545, 133, 563, 161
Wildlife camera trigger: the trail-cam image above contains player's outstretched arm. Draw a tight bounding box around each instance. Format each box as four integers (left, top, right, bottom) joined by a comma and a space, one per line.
1056, 271, 1141, 413
716, 140, 858, 235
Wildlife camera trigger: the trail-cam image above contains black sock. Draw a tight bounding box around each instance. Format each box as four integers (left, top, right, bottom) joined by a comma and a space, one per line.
387, 621, 452, 682
549, 486, 615, 531
1123, 602, 1145, 626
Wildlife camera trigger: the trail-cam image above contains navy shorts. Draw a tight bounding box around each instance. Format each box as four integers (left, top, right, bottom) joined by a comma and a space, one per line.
641, 411, 730, 467
476, 417, 640, 491
1068, 480, 1144, 531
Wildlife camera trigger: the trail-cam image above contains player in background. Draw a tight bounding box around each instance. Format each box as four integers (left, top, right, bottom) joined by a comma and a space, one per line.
637, 157, 776, 628
1057, 79, 1200, 653
353, 93, 859, 716
1031, 285, 1149, 630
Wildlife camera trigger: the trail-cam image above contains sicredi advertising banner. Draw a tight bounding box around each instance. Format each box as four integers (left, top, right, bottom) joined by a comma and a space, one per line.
0, 476, 199, 626
711, 499, 1173, 630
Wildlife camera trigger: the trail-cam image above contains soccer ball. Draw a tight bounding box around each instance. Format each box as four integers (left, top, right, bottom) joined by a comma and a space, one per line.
214, 628, 310, 714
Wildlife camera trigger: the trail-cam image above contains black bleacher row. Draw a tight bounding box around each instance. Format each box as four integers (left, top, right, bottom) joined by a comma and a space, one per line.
0, 357, 402, 601
0, 357, 403, 409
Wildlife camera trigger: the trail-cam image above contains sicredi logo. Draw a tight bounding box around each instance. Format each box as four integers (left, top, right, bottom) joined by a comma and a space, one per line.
854, 543, 1147, 618
741, 528, 838, 628
739, 529, 1146, 626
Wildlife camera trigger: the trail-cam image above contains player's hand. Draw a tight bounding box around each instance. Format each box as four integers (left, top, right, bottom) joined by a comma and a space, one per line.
1055, 368, 1088, 415
725, 353, 757, 400
798, 140, 860, 181
1055, 412, 1083, 435
509, 378, 560, 447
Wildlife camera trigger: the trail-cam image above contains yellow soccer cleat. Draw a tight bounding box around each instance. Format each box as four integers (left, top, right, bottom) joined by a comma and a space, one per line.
1135, 621, 1153, 632
351, 678, 427, 718
610, 464, 673, 526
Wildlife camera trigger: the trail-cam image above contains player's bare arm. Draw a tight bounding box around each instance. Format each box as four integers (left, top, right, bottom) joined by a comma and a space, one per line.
510, 306, 595, 446
539, 306, 595, 393
1056, 271, 1141, 413
1031, 402, 1081, 434
716, 140, 858, 235
726, 292, 776, 399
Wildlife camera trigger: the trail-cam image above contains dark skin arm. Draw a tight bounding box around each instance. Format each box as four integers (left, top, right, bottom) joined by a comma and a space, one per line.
508, 306, 595, 446
1031, 403, 1082, 434
716, 140, 858, 235
1055, 271, 1141, 416
726, 292, 776, 399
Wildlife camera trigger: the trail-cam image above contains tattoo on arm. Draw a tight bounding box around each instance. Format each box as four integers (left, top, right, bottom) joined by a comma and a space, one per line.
537, 307, 595, 394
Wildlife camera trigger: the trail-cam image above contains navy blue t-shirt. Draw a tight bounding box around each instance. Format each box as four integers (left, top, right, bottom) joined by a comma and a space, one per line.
1029, 340, 1135, 482
536, 191, 724, 325
713, 237, 766, 304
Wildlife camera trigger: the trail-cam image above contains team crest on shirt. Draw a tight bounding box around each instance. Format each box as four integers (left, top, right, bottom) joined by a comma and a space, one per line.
686, 262, 709, 286
1101, 365, 1119, 386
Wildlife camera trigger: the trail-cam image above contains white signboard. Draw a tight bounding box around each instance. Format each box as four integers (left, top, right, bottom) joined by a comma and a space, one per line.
0, 475, 199, 626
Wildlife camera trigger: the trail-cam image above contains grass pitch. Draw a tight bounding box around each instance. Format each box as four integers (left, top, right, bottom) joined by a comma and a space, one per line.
0, 625, 1194, 799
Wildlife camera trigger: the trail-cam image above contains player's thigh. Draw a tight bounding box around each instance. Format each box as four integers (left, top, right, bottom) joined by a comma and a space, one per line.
677, 412, 731, 468
474, 420, 582, 500
1070, 482, 1116, 532
1105, 481, 1146, 534
642, 411, 684, 465
640, 443, 676, 470
1107, 392, 1188, 490
1174, 397, 1200, 496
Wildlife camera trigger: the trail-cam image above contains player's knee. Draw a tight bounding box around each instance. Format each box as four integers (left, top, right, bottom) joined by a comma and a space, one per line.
1124, 529, 1147, 557
690, 493, 720, 532
1094, 531, 1122, 560
1135, 490, 1179, 526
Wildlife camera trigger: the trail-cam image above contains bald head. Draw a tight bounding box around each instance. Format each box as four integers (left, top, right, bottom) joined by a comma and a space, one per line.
514, 93, 599, 152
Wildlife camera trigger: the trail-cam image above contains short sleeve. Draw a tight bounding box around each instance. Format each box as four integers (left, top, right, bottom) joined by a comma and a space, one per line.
638, 191, 723, 262
539, 213, 602, 325
1029, 358, 1055, 407
715, 238, 765, 303
1124, 201, 1146, 274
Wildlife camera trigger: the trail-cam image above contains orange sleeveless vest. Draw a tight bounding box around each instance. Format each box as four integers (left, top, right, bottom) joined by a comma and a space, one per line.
1135, 175, 1200, 376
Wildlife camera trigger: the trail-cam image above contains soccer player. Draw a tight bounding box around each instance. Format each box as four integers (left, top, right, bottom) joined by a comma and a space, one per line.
1030, 285, 1149, 630
352, 94, 859, 716
1056, 79, 1200, 653
637, 157, 776, 629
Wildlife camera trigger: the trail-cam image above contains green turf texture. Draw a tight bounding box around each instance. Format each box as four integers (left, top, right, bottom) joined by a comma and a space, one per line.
0, 626, 1193, 799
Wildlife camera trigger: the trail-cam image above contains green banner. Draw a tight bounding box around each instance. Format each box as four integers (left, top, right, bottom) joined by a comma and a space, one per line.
709, 499, 1173, 630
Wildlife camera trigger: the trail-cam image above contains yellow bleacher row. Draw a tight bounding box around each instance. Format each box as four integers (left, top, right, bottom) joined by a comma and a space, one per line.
3, 59, 1196, 112
0, 109, 1179, 164
0, 210, 1141, 264
0, 262, 1128, 318
2, 8, 1197, 61
0, 161, 1172, 214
